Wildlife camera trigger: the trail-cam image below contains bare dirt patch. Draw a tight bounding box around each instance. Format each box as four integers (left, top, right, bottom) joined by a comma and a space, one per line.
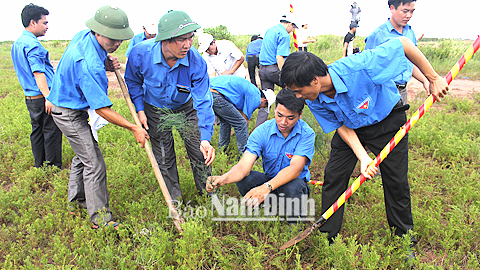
408, 78, 480, 100
52, 59, 480, 101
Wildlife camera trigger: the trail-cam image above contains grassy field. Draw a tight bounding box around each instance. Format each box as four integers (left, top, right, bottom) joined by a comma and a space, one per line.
1, 35, 480, 269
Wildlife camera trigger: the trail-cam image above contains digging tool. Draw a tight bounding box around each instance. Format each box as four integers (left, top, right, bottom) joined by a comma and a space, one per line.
280, 35, 480, 250
114, 69, 184, 233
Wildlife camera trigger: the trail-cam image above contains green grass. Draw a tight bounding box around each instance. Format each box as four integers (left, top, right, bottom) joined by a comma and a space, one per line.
1, 35, 480, 269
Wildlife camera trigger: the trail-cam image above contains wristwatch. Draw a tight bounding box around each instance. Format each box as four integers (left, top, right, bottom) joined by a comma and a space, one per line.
264, 182, 273, 192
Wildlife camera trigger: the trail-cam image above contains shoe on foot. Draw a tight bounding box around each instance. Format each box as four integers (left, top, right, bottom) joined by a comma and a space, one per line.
91, 220, 122, 230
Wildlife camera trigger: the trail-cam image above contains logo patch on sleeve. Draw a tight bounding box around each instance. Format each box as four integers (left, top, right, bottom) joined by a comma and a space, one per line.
356, 97, 371, 110
285, 152, 294, 159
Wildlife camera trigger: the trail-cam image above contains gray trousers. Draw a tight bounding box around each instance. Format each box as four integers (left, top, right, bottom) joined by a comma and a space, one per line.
144, 99, 210, 201
51, 105, 111, 224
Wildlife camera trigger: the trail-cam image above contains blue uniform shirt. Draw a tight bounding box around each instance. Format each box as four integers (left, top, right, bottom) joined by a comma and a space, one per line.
125, 32, 148, 58
364, 19, 417, 85
47, 30, 113, 111
246, 39, 262, 57
210, 75, 261, 120
246, 118, 315, 181
11, 30, 54, 96
259, 24, 291, 65
307, 38, 407, 134
125, 40, 214, 142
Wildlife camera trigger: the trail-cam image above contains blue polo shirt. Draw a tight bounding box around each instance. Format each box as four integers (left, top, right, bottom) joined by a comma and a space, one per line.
47, 30, 113, 111
11, 30, 54, 96
246, 118, 315, 181
246, 39, 262, 57
210, 75, 261, 120
124, 40, 214, 142
364, 19, 417, 85
259, 24, 291, 65
125, 32, 148, 58
307, 38, 407, 134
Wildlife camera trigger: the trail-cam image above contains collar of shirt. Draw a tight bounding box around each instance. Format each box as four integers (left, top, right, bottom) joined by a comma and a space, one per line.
22, 30, 37, 39
316, 69, 348, 104
386, 19, 412, 35
152, 43, 190, 70
267, 117, 302, 141
87, 30, 108, 63
276, 24, 289, 35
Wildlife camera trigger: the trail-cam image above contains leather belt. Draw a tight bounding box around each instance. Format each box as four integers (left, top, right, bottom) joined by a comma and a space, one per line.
25, 94, 44, 99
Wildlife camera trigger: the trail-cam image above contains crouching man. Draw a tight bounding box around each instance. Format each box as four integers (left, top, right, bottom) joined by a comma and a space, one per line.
206, 88, 315, 220
210, 75, 275, 155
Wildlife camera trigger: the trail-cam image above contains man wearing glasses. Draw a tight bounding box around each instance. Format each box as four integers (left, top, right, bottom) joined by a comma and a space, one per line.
125, 10, 215, 202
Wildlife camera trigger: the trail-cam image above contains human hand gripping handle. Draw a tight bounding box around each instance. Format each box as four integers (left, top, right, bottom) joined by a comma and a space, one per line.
105, 55, 121, 72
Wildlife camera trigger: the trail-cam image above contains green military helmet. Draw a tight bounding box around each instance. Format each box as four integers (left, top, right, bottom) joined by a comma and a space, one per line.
86, 5, 134, 40
155, 10, 200, 42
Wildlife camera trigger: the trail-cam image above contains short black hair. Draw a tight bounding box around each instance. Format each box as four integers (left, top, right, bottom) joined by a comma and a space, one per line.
251, 35, 259, 42
281, 51, 328, 88
21, 3, 49, 28
388, 0, 416, 9
275, 88, 305, 114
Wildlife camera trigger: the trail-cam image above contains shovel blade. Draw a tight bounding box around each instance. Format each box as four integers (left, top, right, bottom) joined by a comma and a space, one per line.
280, 225, 315, 250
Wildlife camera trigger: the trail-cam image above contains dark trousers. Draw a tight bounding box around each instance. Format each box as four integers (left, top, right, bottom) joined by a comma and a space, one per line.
144, 98, 211, 201
257, 64, 281, 127
298, 46, 308, 52
236, 171, 310, 218
26, 97, 62, 168
247, 55, 260, 87
320, 108, 415, 241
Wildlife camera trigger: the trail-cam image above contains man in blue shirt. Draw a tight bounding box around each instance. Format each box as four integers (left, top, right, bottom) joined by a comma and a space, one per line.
125, 10, 216, 201
210, 75, 275, 155
256, 14, 298, 127
47, 6, 149, 229
365, 0, 429, 105
206, 89, 315, 220
11, 4, 62, 169
281, 37, 449, 251
246, 35, 262, 86
124, 22, 157, 62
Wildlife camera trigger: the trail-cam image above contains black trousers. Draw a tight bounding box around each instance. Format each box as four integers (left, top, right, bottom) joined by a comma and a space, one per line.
144, 98, 211, 200
320, 108, 415, 241
26, 97, 62, 168
247, 55, 260, 87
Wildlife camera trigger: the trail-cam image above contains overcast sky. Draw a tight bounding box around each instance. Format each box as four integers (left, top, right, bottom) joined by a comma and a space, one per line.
4, 0, 478, 42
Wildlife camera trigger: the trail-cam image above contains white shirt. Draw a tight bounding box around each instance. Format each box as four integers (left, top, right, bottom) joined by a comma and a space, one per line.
202, 40, 246, 78
297, 28, 308, 47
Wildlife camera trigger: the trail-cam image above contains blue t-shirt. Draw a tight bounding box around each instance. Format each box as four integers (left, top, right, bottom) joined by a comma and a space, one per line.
11, 30, 54, 96
246, 118, 315, 181
47, 30, 113, 111
124, 40, 214, 142
210, 75, 261, 119
125, 32, 148, 58
259, 24, 291, 65
307, 38, 407, 134
364, 19, 417, 85
246, 39, 262, 57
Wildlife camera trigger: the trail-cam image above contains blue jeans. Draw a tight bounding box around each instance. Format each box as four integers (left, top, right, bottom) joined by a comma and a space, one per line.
236, 171, 310, 219
212, 92, 249, 155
